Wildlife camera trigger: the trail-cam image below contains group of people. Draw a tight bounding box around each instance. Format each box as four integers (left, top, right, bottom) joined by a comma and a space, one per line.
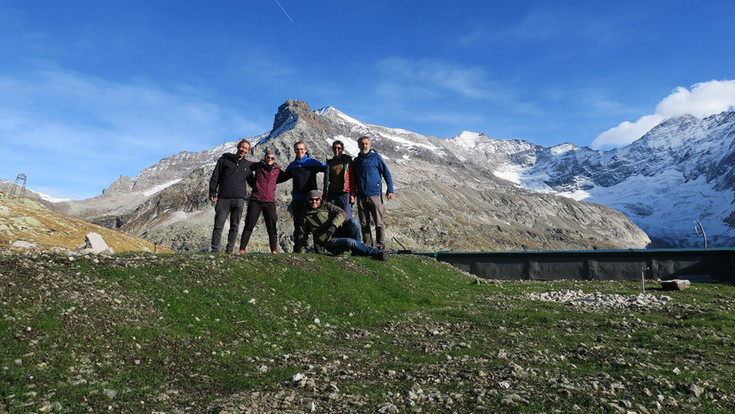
208, 136, 394, 260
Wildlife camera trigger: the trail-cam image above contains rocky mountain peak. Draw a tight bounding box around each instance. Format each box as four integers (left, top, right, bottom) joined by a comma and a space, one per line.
269, 99, 326, 139
102, 175, 134, 194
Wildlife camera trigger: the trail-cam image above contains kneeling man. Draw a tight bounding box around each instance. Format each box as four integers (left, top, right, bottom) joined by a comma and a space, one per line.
301, 190, 389, 260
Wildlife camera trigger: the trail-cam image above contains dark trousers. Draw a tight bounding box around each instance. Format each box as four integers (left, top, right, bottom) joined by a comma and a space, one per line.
239, 200, 278, 252
211, 198, 245, 252
290, 199, 310, 253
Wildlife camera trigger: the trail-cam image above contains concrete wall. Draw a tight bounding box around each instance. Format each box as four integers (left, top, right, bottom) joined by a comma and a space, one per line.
410, 248, 735, 282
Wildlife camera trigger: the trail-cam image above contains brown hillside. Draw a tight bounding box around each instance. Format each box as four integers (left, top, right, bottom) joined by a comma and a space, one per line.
0, 192, 170, 253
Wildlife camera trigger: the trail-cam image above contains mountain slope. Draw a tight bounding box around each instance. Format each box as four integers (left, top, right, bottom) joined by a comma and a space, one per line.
47, 99, 650, 252
0, 191, 167, 253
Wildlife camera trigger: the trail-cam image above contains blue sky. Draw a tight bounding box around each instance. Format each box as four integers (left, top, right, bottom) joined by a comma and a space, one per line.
2, 0, 735, 199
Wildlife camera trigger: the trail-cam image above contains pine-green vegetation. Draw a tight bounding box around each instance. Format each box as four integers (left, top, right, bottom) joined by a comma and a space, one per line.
1, 252, 734, 412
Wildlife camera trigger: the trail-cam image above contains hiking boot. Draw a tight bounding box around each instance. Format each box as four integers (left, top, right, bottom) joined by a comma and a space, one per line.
375, 249, 390, 261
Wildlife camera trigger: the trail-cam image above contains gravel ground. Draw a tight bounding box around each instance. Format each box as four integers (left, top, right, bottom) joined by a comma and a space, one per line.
208, 287, 734, 413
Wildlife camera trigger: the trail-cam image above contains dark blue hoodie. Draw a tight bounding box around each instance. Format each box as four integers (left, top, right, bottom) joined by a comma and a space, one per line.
278, 154, 327, 201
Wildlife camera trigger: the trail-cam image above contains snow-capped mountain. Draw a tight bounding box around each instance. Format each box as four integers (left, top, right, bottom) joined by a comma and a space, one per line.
445, 112, 735, 247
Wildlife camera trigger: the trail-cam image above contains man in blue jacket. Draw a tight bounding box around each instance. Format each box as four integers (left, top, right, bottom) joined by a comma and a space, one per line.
208, 139, 251, 253
353, 136, 394, 250
277, 141, 327, 253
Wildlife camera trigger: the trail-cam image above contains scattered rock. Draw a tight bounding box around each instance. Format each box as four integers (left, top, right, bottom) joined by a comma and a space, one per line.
660, 279, 691, 291
377, 402, 399, 413
688, 384, 705, 398
525, 289, 671, 309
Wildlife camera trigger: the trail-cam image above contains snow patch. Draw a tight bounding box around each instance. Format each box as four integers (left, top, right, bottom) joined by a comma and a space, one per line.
451, 131, 484, 149
39, 193, 72, 203
493, 164, 523, 185
335, 111, 366, 127
377, 130, 441, 152
549, 143, 578, 155
557, 189, 591, 201
143, 179, 182, 197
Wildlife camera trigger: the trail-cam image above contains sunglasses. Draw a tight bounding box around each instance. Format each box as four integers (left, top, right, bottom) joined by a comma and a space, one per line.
333, 146, 343, 150
266, 156, 275, 160
309, 198, 320, 201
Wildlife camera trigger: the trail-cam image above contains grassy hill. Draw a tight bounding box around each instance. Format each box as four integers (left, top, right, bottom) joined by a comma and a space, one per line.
1, 252, 734, 413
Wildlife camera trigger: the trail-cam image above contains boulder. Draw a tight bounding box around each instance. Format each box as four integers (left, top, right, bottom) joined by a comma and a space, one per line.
660, 279, 691, 291
82, 232, 113, 254
11, 240, 38, 249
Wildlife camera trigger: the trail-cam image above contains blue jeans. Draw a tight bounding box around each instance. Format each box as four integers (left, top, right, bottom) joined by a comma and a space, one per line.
327, 218, 382, 257
327, 192, 352, 217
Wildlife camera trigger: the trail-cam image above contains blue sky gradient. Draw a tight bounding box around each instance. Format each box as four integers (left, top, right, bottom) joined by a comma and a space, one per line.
1, 0, 734, 199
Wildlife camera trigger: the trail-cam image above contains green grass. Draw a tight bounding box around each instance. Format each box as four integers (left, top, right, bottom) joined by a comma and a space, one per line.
1, 252, 734, 412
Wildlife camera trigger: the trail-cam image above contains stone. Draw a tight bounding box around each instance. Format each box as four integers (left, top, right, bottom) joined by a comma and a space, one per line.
377, 402, 399, 413
23, 216, 42, 227
82, 232, 113, 254
660, 279, 691, 291
11, 240, 37, 249
687, 384, 705, 398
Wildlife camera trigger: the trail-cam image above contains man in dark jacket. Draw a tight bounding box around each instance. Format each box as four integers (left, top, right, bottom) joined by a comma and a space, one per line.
353, 136, 394, 250
208, 139, 251, 253
277, 141, 326, 253
301, 190, 389, 260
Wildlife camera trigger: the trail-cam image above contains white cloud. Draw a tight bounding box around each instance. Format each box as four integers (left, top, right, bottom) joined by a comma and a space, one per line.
591, 114, 665, 149
655, 81, 735, 117
592, 80, 735, 149
0, 68, 263, 198
377, 57, 502, 101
